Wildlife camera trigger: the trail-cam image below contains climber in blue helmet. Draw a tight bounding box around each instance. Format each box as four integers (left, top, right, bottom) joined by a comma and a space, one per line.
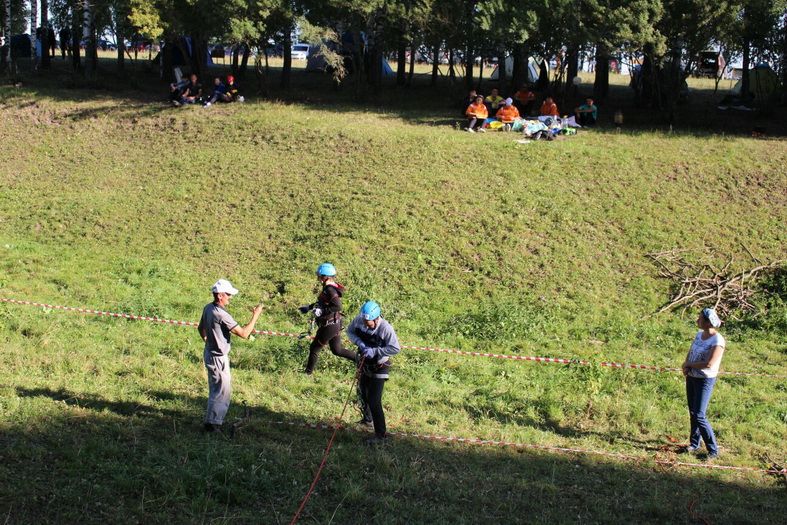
347, 300, 401, 445
297, 263, 358, 374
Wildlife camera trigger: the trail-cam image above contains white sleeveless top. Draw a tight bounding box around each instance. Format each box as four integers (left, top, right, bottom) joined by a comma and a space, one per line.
687, 331, 726, 378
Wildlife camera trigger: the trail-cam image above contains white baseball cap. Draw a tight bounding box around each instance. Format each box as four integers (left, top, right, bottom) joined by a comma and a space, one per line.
211, 279, 239, 295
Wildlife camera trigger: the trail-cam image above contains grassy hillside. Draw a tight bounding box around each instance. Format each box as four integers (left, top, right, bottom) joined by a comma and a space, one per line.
0, 72, 785, 524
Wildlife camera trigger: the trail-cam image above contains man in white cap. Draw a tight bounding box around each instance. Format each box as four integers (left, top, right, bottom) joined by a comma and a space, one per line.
198, 279, 263, 432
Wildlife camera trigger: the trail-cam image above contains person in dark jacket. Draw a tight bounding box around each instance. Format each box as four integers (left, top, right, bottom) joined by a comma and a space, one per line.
347, 300, 401, 445
298, 263, 358, 374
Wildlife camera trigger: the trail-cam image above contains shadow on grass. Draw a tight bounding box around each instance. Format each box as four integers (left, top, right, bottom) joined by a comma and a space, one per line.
4, 56, 786, 137
2, 386, 784, 524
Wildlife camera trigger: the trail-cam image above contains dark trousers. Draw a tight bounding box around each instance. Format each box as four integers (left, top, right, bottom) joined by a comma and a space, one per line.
467, 117, 484, 130
686, 376, 718, 454
577, 112, 596, 126
305, 322, 357, 373
359, 374, 387, 437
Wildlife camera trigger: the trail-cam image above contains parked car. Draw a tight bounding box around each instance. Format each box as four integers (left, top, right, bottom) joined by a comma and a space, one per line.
292, 43, 310, 60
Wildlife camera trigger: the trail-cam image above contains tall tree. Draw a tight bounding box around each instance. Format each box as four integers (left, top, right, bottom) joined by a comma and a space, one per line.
478, 0, 538, 92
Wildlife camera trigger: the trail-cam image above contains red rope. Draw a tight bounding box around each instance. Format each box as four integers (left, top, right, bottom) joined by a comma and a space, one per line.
288, 357, 365, 525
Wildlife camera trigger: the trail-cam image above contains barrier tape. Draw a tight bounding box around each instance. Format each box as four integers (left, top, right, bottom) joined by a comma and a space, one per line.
269, 418, 787, 477
2, 296, 785, 379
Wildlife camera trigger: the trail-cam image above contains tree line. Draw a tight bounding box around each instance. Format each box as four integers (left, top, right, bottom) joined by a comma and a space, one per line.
3, 0, 786, 107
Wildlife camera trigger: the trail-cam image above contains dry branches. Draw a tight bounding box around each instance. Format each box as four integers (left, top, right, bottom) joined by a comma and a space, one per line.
646, 248, 786, 318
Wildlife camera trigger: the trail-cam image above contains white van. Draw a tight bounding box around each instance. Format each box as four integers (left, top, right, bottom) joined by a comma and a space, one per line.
292, 44, 310, 60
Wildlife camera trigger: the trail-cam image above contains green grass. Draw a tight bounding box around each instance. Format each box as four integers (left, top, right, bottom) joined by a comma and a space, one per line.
0, 66, 786, 524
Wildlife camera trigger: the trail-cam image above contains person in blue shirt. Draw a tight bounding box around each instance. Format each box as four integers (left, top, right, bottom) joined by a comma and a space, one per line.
574, 97, 598, 126
203, 77, 228, 107
347, 301, 401, 445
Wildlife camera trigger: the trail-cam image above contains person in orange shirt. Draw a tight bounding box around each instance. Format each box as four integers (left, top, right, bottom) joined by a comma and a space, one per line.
513, 85, 536, 115
540, 96, 559, 116
495, 98, 520, 131
465, 95, 488, 133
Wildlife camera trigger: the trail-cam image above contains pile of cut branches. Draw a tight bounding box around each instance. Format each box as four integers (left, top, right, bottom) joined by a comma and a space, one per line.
646, 248, 785, 318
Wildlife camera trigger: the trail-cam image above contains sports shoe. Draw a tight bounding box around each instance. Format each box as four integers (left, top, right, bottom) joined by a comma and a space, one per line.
503, 123, 511, 132
357, 418, 373, 427
365, 435, 389, 446
466, 128, 475, 133
706, 451, 720, 460
171, 100, 181, 107
478, 128, 486, 133
237, 96, 245, 103
203, 422, 222, 433
684, 445, 700, 454
204, 102, 211, 107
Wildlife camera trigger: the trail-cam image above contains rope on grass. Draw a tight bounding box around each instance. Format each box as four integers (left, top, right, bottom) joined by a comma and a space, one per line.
2, 296, 785, 379
288, 357, 365, 525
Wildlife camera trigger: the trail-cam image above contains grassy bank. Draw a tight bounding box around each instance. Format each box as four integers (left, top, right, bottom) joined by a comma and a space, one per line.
0, 73, 785, 523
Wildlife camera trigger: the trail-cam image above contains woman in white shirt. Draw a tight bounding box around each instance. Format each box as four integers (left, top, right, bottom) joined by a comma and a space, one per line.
682, 308, 725, 459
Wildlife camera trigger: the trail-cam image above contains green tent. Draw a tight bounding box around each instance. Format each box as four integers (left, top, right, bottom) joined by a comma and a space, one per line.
731, 63, 779, 102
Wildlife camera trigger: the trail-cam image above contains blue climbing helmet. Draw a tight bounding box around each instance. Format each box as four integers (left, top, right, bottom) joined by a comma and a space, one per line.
360, 300, 381, 321
316, 263, 337, 277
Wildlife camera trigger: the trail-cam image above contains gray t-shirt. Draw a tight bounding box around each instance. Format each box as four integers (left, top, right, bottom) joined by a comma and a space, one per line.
198, 303, 239, 357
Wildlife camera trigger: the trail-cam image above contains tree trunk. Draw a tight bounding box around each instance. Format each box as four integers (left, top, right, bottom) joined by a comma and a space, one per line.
281, 24, 292, 89
593, 44, 610, 101
239, 43, 250, 78
476, 55, 484, 90
162, 39, 174, 80
231, 44, 239, 75
782, 24, 787, 103
40, 0, 50, 68
566, 45, 578, 92
31, 0, 37, 61
352, 30, 364, 94
369, 44, 382, 89
396, 37, 406, 86
188, 36, 207, 78
510, 44, 527, 92
497, 50, 506, 86
83, 0, 96, 73
407, 42, 415, 86
116, 25, 124, 71
740, 37, 750, 102
2, 0, 11, 73
71, 8, 81, 70
465, 44, 474, 89
430, 43, 439, 86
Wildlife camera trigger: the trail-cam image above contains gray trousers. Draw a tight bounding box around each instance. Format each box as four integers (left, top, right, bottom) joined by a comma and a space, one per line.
204, 352, 231, 425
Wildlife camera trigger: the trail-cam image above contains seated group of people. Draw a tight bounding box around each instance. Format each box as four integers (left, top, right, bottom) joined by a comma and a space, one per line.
463, 86, 598, 133
169, 73, 244, 107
